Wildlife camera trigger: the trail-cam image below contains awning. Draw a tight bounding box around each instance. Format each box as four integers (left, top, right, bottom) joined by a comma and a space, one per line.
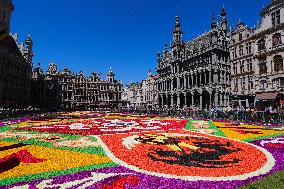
255, 92, 278, 100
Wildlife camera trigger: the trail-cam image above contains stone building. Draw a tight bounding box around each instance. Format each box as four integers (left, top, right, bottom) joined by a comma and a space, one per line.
0, 0, 33, 108
32, 64, 122, 110
229, 21, 255, 108
0, 0, 14, 33
230, 0, 284, 110
142, 69, 158, 110
122, 82, 144, 110
254, 0, 284, 109
156, 6, 230, 110
122, 70, 158, 110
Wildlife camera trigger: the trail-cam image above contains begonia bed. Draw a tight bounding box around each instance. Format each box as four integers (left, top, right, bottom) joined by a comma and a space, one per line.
0, 111, 283, 189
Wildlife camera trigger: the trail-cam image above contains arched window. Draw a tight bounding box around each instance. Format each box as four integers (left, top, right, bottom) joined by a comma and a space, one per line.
272, 33, 282, 47
272, 78, 279, 88
260, 80, 267, 90
259, 57, 267, 75
258, 39, 266, 51
274, 55, 283, 72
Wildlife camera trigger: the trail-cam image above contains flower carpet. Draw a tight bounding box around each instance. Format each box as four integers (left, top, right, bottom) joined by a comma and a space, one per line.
0, 112, 283, 189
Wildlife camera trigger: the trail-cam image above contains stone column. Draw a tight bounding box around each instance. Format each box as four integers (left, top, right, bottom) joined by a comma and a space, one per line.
184, 76, 187, 88
177, 77, 180, 89
214, 91, 219, 107
191, 74, 194, 87
171, 95, 174, 107
177, 93, 180, 108
200, 94, 203, 109
161, 95, 164, 107
220, 93, 224, 107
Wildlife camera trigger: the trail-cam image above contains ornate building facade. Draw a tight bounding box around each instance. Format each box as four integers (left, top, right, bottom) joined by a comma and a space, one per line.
230, 0, 284, 109
0, 0, 33, 108
156, 7, 230, 110
31, 63, 123, 110
229, 21, 255, 108
122, 82, 143, 109
254, 0, 284, 106
122, 70, 157, 110
142, 69, 158, 109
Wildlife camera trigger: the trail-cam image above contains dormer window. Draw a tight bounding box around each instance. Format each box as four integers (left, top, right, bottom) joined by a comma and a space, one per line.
272, 33, 282, 47
258, 39, 266, 51
272, 10, 280, 27
239, 33, 243, 41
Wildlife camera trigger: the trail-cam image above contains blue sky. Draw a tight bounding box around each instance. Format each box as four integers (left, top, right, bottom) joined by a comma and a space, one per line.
11, 0, 270, 84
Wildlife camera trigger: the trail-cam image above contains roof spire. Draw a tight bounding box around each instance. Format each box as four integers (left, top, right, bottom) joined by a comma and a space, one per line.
221, 4, 226, 17
211, 13, 217, 29
172, 15, 183, 46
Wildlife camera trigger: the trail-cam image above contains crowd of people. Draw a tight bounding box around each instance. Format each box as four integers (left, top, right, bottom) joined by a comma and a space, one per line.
1, 105, 283, 126
0, 107, 43, 120
119, 105, 284, 125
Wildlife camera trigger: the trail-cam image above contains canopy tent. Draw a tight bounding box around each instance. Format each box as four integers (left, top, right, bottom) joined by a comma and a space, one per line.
255, 92, 278, 101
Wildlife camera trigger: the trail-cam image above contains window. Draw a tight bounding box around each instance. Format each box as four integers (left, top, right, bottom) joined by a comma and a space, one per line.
247, 59, 253, 72
239, 33, 243, 41
258, 39, 266, 51
248, 76, 253, 90
272, 79, 278, 88
240, 61, 245, 73
259, 58, 267, 75
246, 42, 252, 54
233, 63, 237, 74
235, 78, 238, 91
274, 55, 283, 72
260, 80, 267, 90
234, 47, 237, 58
272, 12, 276, 27
242, 77, 246, 90
276, 10, 280, 26
272, 33, 282, 47
239, 45, 244, 56
272, 10, 280, 27
232, 51, 235, 59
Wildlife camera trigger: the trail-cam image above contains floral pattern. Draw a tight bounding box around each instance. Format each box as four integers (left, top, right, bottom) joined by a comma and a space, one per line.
0, 111, 283, 188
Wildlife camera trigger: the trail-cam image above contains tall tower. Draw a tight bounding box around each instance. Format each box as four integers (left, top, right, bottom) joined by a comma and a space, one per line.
171, 16, 183, 47
211, 14, 218, 44
211, 13, 218, 31
0, 0, 14, 33
220, 5, 228, 32
24, 33, 33, 66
